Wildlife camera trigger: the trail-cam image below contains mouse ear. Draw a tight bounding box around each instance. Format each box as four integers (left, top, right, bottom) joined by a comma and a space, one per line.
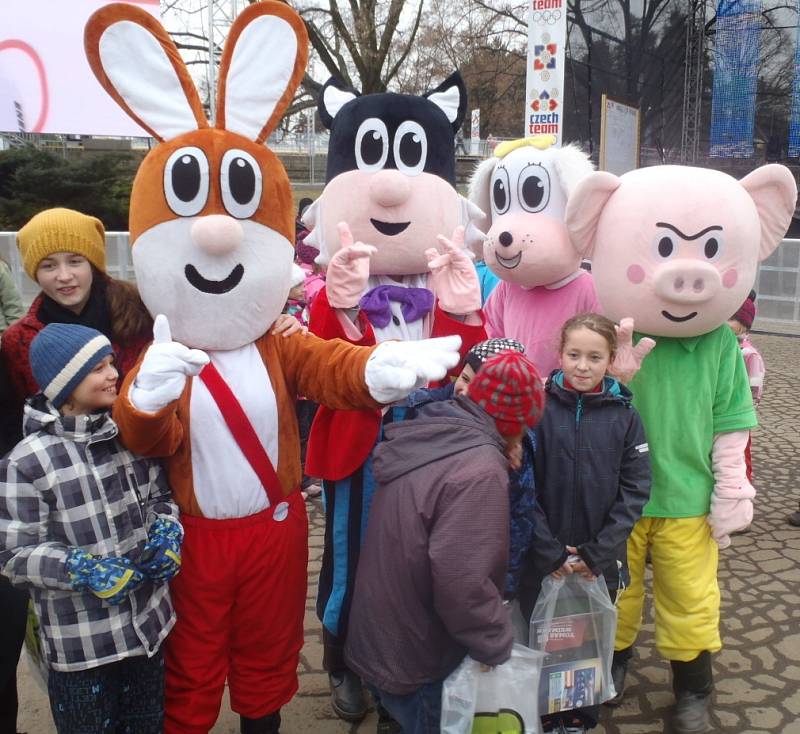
423, 72, 467, 133
215, 1, 309, 144
85, 3, 207, 141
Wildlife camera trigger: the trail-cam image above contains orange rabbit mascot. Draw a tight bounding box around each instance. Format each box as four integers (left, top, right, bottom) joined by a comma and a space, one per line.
84, 4, 460, 733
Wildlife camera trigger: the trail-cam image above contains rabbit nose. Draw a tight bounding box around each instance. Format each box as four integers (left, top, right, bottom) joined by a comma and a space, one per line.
191, 215, 244, 256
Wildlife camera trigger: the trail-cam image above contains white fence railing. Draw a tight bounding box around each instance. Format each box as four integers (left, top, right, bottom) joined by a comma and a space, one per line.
2, 232, 799, 328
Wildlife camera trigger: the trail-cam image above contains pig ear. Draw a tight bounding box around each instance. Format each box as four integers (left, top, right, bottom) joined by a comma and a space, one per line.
565, 172, 622, 259
739, 164, 797, 262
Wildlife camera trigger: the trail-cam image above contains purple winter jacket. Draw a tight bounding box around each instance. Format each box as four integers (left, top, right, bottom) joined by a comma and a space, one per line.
344, 396, 514, 695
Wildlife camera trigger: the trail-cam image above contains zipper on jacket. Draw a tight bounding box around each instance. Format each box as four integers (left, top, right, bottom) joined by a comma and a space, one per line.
569, 394, 584, 542
128, 468, 146, 526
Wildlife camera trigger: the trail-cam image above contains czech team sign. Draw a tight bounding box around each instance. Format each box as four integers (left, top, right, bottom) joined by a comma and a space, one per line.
525, 0, 567, 144
0, 0, 159, 136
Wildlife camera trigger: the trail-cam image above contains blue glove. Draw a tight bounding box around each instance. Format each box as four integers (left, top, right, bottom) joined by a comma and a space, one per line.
138, 517, 183, 581
65, 549, 144, 605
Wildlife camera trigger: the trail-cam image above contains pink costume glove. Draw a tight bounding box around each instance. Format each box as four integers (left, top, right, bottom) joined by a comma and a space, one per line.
425, 226, 482, 316
608, 318, 656, 384
326, 222, 376, 309
708, 430, 755, 549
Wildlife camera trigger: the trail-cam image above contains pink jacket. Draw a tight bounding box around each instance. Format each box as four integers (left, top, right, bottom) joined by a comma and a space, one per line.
483, 271, 601, 376
740, 337, 765, 406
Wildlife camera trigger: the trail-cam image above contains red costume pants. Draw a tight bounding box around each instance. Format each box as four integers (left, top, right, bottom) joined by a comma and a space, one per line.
163, 492, 308, 734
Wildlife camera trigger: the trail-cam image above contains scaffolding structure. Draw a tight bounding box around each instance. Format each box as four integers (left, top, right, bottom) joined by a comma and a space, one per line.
206, 0, 243, 121
680, 0, 708, 163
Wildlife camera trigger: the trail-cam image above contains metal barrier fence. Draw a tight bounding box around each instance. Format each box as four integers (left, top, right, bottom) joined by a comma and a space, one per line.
2, 231, 799, 329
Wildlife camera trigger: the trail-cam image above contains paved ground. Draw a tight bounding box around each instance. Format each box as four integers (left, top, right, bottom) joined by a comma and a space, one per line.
15, 332, 800, 734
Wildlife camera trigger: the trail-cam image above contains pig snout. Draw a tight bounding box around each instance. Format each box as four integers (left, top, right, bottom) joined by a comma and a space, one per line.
191, 215, 244, 256
370, 170, 412, 208
653, 260, 722, 303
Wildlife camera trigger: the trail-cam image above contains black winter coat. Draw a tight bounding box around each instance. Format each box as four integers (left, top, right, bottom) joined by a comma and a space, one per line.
518, 372, 651, 616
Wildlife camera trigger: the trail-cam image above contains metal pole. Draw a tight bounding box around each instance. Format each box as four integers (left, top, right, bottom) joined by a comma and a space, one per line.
207, 0, 216, 123
310, 109, 315, 184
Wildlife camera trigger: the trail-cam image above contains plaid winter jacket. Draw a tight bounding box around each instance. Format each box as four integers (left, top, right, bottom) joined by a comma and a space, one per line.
0, 395, 177, 672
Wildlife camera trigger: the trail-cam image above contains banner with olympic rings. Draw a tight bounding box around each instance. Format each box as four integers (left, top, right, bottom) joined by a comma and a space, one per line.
525, 0, 567, 145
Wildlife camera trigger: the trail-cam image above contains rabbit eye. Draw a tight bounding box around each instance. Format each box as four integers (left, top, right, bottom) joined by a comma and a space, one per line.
221, 149, 262, 219
164, 147, 209, 217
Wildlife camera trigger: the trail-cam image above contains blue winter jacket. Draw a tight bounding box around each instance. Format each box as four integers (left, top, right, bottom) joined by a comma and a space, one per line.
517, 371, 651, 616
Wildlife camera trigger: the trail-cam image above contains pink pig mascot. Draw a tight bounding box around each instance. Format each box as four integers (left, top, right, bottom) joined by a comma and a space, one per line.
566, 164, 796, 733
468, 135, 599, 375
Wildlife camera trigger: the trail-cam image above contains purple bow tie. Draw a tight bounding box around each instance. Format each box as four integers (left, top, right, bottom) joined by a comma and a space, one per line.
359, 285, 435, 329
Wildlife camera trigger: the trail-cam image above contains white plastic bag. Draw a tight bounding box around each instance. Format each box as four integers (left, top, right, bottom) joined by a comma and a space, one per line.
529, 575, 617, 715
441, 644, 546, 734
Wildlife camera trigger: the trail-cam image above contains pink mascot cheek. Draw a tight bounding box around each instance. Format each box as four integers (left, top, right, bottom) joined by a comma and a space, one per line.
626, 264, 646, 285
722, 268, 738, 289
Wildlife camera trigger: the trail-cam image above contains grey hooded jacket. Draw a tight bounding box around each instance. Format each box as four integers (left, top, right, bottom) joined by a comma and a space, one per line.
344, 396, 514, 695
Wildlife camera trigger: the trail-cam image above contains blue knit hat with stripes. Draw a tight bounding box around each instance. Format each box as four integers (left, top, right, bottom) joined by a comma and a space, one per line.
29, 324, 113, 408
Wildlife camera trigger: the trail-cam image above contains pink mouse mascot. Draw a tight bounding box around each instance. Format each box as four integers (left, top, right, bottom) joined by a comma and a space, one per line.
467, 135, 599, 375
566, 163, 796, 733
84, 4, 460, 733
301, 73, 487, 722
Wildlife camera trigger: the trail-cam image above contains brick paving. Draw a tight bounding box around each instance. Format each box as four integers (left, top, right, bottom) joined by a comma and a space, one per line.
15, 332, 800, 733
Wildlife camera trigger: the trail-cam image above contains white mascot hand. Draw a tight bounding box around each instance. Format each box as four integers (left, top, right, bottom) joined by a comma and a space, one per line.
365, 335, 462, 404
129, 315, 210, 414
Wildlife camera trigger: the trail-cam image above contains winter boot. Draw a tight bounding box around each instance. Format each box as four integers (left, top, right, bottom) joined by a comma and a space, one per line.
670, 651, 713, 733
605, 646, 633, 706
240, 711, 281, 734
329, 668, 367, 722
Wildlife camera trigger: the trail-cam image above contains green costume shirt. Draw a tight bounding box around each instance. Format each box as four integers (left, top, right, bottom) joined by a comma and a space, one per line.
629, 325, 757, 518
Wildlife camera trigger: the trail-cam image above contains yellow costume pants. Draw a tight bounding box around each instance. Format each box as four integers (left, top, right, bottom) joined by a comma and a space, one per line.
615, 516, 721, 662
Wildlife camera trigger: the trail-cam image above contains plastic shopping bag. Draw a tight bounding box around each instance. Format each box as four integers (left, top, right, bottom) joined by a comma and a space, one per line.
529, 575, 617, 715
441, 644, 546, 734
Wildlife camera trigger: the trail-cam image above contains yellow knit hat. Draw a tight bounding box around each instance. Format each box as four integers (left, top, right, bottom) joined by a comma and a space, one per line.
17, 208, 106, 280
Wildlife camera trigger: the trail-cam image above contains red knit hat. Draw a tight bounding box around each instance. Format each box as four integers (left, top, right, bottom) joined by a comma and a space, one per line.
731, 296, 756, 330
467, 351, 545, 436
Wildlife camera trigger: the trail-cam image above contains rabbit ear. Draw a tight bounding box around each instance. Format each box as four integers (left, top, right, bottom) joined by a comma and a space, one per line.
215, 2, 309, 144
84, 3, 208, 141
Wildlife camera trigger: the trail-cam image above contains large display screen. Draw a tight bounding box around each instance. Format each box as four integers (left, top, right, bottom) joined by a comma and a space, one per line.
0, 0, 159, 136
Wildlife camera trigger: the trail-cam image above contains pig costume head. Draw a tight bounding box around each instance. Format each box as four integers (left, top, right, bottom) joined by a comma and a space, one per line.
304, 73, 482, 276
467, 135, 594, 287
566, 165, 797, 337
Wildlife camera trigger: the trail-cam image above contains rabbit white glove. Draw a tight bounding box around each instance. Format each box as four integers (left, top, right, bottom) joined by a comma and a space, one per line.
129, 315, 210, 414
365, 335, 461, 404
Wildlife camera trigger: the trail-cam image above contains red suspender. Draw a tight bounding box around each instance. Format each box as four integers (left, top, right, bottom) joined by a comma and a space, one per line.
198, 362, 286, 508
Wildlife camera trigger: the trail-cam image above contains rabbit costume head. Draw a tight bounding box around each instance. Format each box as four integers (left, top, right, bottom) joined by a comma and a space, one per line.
85, 2, 307, 350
